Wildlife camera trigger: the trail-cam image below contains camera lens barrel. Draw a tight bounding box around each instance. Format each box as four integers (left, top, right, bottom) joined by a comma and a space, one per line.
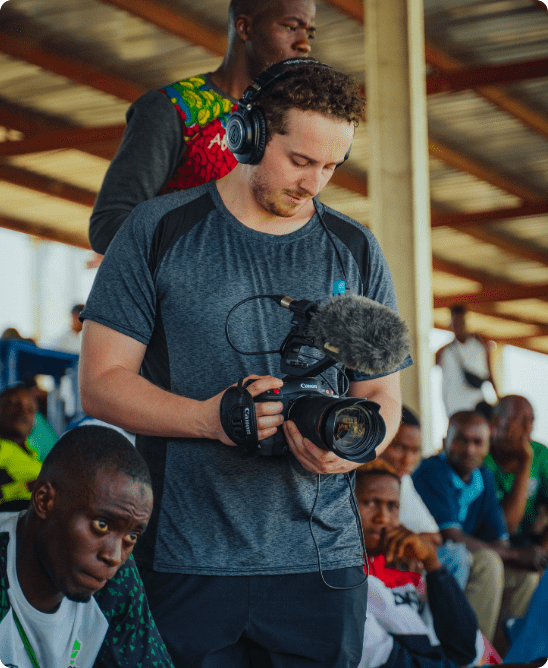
288, 395, 385, 463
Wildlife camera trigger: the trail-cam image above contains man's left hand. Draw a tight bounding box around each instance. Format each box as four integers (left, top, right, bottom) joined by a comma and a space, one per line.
283, 420, 361, 474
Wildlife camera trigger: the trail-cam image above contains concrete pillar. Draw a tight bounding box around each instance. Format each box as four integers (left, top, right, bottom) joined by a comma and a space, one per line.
365, 0, 434, 447
489, 341, 505, 401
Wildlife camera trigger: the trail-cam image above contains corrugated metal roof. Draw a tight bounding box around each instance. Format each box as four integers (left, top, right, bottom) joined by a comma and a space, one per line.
1, 0, 548, 353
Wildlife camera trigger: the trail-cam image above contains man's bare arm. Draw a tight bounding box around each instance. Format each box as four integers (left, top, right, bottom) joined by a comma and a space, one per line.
79, 320, 284, 444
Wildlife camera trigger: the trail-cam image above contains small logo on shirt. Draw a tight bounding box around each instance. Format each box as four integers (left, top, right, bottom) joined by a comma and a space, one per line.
208, 133, 228, 151
69, 638, 82, 666
333, 280, 346, 295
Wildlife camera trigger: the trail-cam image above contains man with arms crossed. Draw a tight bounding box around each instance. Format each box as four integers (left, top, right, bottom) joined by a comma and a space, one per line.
89, 0, 317, 255
0, 425, 174, 667
80, 60, 409, 666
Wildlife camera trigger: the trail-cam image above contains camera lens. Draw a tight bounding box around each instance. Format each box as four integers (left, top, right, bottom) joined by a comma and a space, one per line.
288, 396, 385, 463
332, 406, 368, 450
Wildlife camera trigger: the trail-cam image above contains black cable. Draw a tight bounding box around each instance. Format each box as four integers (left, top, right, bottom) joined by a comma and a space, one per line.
314, 202, 348, 287
225, 295, 282, 356
308, 472, 369, 590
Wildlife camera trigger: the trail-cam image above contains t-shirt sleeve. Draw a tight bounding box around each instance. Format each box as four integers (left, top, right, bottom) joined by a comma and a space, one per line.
475, 470, 509, 542
89, 90, 183, 255
93, 556, 175, 668
399, 475, 440, 534
348, 229, 413, 382
81, 201, 159, 345
412, 460, 461, 531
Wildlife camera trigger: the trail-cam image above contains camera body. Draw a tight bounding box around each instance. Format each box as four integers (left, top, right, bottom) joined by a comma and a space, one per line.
220, 294, 388, 463
254, 375, 337, 456
254, 375, 384, 463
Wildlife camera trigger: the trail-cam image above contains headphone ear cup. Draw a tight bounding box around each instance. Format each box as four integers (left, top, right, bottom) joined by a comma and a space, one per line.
247, 106, 267, 165
226, 108, 252, 163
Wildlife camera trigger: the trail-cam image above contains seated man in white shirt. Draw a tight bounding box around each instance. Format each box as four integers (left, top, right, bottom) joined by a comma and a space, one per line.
379, 406, 472, 588
0, 424, 174, 668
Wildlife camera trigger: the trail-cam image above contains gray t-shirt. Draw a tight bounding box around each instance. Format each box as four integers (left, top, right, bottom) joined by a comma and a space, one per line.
82, 180, 412, 576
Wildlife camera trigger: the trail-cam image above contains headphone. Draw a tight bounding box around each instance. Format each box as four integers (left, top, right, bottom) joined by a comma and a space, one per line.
226, 58, 351, 166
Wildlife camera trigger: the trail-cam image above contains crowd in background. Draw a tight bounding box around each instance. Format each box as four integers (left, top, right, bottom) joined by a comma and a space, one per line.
1, 309, 548, 664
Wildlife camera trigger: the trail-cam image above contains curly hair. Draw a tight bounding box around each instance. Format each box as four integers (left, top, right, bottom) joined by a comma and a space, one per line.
355, 459, 401, 489
257, 60, 364, 143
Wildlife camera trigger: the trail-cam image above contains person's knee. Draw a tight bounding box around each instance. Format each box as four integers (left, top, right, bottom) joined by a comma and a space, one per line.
470, 547, 505, 592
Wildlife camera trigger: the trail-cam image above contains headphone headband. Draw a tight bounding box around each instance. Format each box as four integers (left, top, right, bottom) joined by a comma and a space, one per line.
226, 58, 348, 166
240, 58, 327, 105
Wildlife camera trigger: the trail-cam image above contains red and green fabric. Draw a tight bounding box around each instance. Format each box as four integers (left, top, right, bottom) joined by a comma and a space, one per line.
160, 75, 238, 191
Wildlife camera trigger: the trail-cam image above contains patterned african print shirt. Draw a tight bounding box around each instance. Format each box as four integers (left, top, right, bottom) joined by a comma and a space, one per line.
0, 513, 174, 668
160, 75, 237, 192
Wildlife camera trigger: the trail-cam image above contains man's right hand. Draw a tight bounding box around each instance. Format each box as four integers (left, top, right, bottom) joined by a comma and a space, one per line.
382, 525, 442, 573
203, 375, 285, 446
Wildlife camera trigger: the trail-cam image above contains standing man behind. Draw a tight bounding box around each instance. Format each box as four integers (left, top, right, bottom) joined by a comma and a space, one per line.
89, 0, 316, 254
484, 395, 548, 548
435, 304, 498, 416
79, 60, 409, 666
49, 303, 85, 354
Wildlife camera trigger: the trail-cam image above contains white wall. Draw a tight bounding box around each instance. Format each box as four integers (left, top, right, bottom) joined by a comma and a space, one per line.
0, 228, 97, 344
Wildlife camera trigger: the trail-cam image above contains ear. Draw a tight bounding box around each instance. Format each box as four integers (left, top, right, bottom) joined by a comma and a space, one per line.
32, 481, 57, 520
234, 15, 252, 42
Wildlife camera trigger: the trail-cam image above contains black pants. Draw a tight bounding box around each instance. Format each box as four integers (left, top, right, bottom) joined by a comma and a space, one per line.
139, 567, 368, 668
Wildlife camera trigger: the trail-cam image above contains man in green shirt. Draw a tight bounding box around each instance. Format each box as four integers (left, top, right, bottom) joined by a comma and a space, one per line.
483, 395, 548, 549
0, 386, 42, 511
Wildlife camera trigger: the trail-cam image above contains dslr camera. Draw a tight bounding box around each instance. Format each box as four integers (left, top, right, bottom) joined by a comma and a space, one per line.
220, 296, 385, 464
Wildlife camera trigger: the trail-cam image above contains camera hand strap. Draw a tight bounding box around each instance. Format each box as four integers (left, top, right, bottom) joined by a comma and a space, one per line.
220, 378, 259, 454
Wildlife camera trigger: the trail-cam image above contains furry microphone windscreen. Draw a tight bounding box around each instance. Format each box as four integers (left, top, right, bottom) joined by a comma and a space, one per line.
307, 294, 411, 374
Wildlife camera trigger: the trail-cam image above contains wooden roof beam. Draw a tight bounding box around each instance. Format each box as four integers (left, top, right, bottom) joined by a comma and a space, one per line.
329, 169, 368, 196
322, 2, 548, 141
0, 124, 125, 157
0, 28, 147, 103
425, 42, 548, 143
434, 283, 548, 308
0, 215, 90, 249
431, 202, 548, 227
0, 164, 97, 208
428, 138, 546, 203
321, 0, 364, 22
449, 302, 548, 332
99, 0, 227, 57
427, 58, 548, 94
1, 3, 542, 209
433, 255, 498, 285
458, 227, 548, 267
433, 256, 548, 306
0, 101, 118, 161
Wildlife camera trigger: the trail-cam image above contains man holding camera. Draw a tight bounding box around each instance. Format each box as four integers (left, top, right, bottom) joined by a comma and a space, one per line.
79, 60, 411, 667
